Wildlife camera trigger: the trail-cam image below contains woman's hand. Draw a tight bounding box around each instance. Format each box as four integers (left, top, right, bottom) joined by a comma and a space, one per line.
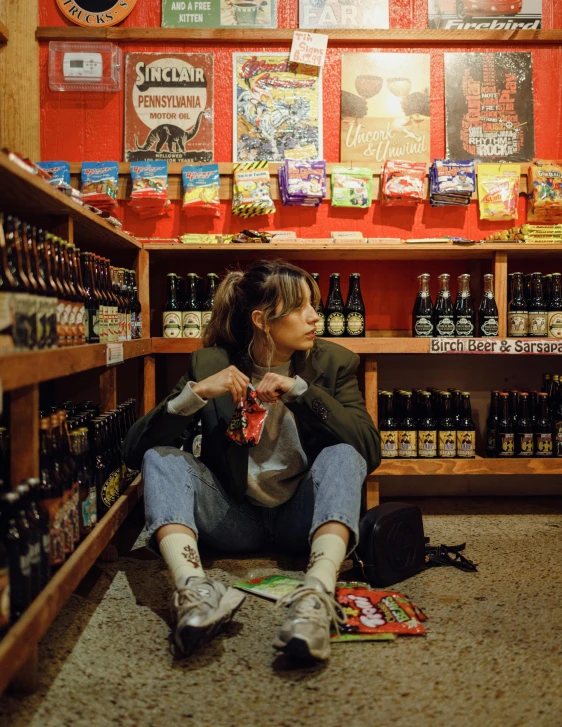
192, 366, 250, 404
254, 373, 296, 404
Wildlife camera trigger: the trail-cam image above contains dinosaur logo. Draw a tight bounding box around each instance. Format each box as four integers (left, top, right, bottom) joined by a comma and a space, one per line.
134, 118, 203, 154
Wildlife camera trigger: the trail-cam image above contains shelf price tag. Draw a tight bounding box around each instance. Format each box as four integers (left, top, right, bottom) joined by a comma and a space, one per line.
430, 338, 562, 355
290, 31, 328, 67
106, 343, 124, 366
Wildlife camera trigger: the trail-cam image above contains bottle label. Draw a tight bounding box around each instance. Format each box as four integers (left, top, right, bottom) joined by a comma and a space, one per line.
182, 311, 202, 338
528, 312, 547, 337
498, 432, 515, 457
517, 433, 534, 457
438, 431, 457, 457
486, 427, 496, 454
554, 421, 562, 457
455, 316, 474, 337
201, 311, 212, 329
327, 312, 345, 336
136, 312, 143, 339
192, 433, 202, 458
163, 311, 182, 339
119, 312, 127, 342
456, 431, 475, 458
480, 316, 499, 337
28, 538, 41, 570
126, 312, 132, 341
101, 469, 122, 509
535, 433, 553, 457
346, 312, 364, 336
418, 430, 437, 458
43, 496, 65, 565
398, 431, 417, 458
547, 311, 562, 338
380, 430, 398, 459
19, 552, 31, 579
82, 485, 98, 528
314, 313, 325, 337
75, 304, 85, 343
508, 312, 528, 336
435, 316, 455, 337
414, 316, 433, 337
0, 567, 10, 630
0, 292, 15, 350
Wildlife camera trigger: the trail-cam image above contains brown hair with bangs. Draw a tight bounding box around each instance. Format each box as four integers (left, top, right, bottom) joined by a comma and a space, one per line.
202, 259, 320, 361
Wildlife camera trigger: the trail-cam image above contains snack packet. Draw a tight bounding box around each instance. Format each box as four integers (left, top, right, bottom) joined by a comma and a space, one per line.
331, 166, 372, 208
477, 163, 520, 221
381, 160, 426, 206
528, 159, 562, 223
182, 164, 220, 217
129, 160, 170, 219
335, 583, 426, 636
279, 159, 326, 207
81, 161, 119, 214
232, 162, 275, 219
430, 159, 475, 207
35, 161, 71, 192
226, 384, 268, 447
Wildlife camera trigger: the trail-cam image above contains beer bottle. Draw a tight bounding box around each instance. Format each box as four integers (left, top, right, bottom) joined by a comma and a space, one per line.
547, 272, 562, 339
109, 266, 120, 343
81, 253, 100, 344
523, 273, 532, 303
124, 270, 133, 341
528, 390, 539, 426
486, 391, 500, 458
70, 429, 91, 538
433, 274, 455, 337
201, 273, 218, 331
0, 531, 9, 635
311, 273, 325, 337
496, 393, 515, 457
4, 216, 30, 350
478, 273, 499, 337
543, 273, 552, 309
130, 270, 142, 340
438, 392, 457, 458
71, 246, 87, 346
18, 221, 39, 350
87, 420, 108, 520
60, 242, 78, 346
509, 390, 519, 428
102, 415, 122, 506
454, 274, 475, 337
550, 374, 560, 418
50, 411, 75, 555
345, 273, 366, 337
552, 383, 562, 457
92, 256, 107, 344
163, 273, 182, 339
515, 392, 534, 458
0, 214, 17, 352
379, 392, 398, 459
0, 491, 31, 620
449, 389, 462, 426
534, 393, 553, 458
398, 393, 417, 459
36, 229, 58, 348
15, 483, 42, 599
528, 272, 547, 337
417, 392, 437, 459
39, 416, 65, 566
412, 273, 433, 338
508, 272, 528, 337
26, 478, 51, 589
51, 236, 71, 347
78, 427, 97, 531
456, 393, 476, 458
325, 273, 346, 338
182, 273, 202, 338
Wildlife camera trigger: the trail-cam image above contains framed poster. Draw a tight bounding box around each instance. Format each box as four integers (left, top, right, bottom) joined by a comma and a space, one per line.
299, 0, 389, 29
124, 53, 213, 163
428, 0, 541, 30
445, 52, 535, 162
233, 54, 322, 163
340, 53, 431, 164
162, 0, 277, 28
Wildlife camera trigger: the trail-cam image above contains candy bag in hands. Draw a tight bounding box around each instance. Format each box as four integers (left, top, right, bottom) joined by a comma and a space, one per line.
226, 384, 268, 447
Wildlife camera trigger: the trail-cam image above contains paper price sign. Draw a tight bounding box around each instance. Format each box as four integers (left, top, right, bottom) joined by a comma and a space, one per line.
430, 338, 562, 355
290, 31, 328, 67
106, 343, 124, 366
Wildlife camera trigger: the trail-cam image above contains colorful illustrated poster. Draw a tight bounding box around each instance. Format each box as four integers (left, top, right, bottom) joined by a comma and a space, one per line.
445, 53, 535, 162
299, 0, 389, 29
162, 0, 277, 28
340, 53, 430, 164
428, 0, 541, 30
233, 54, 322, 163
124, 53, 213, 163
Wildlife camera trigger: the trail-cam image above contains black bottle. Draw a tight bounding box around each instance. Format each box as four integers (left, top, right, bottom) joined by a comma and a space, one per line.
398, 393, 417, 459
345, 273, 365, 337
412, 273, 433, 338
515, 393, 534, 457
0, 491, 31, 621
163, 273, 182, 339
478, 273, 499, 337
454, 274, 475, 337
325, 273, 346, 338
486, 391, 500, 458
508, 272, 528, 337
534, 393, 553, 457
433, 274, 455, 337
201, 273, 219, 331
417, 392, 437, 459
311, 273, 325, 337
438, 392, 456, 458
496, 393, 515, 458
15, 483, 42, 600
182, 273, 202, 339
456, 393, 476, 458
528, 273, 547, 338
379, 392, 398, 459
547, 272, 562, 339
26, 478, 51, 590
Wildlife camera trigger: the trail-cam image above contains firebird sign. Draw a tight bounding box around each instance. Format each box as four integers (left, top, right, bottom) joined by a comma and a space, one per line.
56, 0, 137, 27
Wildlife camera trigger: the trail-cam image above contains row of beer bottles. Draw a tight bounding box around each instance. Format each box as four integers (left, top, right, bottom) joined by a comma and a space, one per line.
413, 273, 498, 338
314, 273, 365, 338
0, 213, 142, 349
378, 388, 476, 459
163, 272, 218, 339
507, 271, 562, 338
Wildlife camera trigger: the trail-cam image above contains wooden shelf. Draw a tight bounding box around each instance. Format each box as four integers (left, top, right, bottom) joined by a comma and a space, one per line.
0, 476, 143, 696
36, 27, 562, 45
0, 152, 141, 254
377, 457, 562, 475
0, 338, 152, 392
0, 21, 8, 43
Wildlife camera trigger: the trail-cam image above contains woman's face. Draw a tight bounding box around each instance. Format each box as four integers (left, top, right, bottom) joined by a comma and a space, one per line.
267, 279, 320, 355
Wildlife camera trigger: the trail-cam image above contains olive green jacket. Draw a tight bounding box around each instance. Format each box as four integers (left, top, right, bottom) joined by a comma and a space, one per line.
123, 339, 380, 504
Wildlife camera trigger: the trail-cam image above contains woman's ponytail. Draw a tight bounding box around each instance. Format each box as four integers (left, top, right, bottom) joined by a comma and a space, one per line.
201, 270, 246, 348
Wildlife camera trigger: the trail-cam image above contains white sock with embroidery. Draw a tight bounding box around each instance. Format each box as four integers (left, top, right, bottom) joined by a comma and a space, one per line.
304, 533, 347, 595
159, 533, 205, 590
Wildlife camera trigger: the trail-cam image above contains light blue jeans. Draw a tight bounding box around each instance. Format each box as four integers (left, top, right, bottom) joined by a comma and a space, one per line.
142, 443, 366, 559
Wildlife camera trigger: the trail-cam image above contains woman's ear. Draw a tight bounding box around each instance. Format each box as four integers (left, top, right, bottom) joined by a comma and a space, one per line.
251, 309, 266, 332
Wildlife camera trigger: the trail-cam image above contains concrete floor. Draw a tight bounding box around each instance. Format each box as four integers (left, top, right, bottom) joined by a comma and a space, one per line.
1, 496, 561, 727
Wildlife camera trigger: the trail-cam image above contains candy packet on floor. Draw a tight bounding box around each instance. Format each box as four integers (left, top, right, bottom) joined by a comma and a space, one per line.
234, 575, 303, 600
81, 161, 119, 214
129, 160, 170, 219
226, 384, 268, 447
477, 163, 520, 221
382, 160, 426, 206
331, 166, 373, 208
528, 159, 562, 223
232, 162, 276, 219
182, 163, 220, 217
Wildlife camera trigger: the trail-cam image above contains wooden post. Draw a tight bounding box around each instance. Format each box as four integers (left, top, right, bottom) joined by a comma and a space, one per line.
142, 355, 156, 415
9, 384, 39, 488
494, 251, 508, 338
99, 366, 117, 414
8, 645, 38, 694
364, 355, 380, 509
134, 248, 150, 338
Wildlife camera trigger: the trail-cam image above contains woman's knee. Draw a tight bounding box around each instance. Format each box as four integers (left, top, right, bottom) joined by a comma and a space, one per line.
314, 444, 367, 481
142, 446, 197, 485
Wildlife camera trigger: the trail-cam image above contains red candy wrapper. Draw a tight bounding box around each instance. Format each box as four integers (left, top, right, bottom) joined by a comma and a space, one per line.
334, 583, 427, 637
381, 160, 427, 206
226, 385, 268, 447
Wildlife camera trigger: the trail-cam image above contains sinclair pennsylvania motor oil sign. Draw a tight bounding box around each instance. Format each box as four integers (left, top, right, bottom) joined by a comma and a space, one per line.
124, 53, 214, 163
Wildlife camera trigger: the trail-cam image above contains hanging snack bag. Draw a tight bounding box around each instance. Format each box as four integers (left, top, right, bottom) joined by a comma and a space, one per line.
430, 159, 475, 207
528, 159, 562, 223
331, 166, 373, 208
279, 160, 326, 208
477, 163, 520, 221
36, 161, 72, 192
129, 160, 170, 219
81, 161, 119, 214
226, 385, 268, 447
182, 164, 220, 218
381, 160, 426, 206
232, 162, 275, 219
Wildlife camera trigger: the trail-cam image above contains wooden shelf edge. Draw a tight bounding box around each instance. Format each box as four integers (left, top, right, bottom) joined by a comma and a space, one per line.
376, 459, 562, 475
0, 21, 8, 42
0, 476, 144, 696
36, 27, 562, 45
0, 339, 153, 392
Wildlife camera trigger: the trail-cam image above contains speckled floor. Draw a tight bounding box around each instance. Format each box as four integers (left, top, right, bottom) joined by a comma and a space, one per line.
1, 497, 561, 727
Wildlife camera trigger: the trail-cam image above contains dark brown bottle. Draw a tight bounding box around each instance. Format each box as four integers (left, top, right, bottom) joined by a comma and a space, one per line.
379, 392, 398, 459
547, 272, 562, 339
15, 483, 42, 599
438, 392, 457, 458
417, 392, 437, 459
28, 226, 49, 350
61, 241, 78, 346
182, 273, 202, 339
528, 273, 547, 338
0, 491, 31, 621
18, 221, 39, 350
26, 478, 51, 589
4, 216, 30, 350
486, 391, 500, 458
534, 393, 553, 457
508, 272, 528, 337
454, 274, 475, 338
515, 393, 534, 457
39, 417, 65, 566
36, 229, 58, 348
311, 273, 325, 337
345, 273, 365, 337
398, 393, 417, 459
81, 253, 100, 344
433, 273, 455, 337
496, 393, 515, 458
412, 273, 433, 338
70, 245, 86, 346
456, 393, 476, 458
325, 273, 346, 338
0, 213, 17, 352
478, 274, 499, 338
